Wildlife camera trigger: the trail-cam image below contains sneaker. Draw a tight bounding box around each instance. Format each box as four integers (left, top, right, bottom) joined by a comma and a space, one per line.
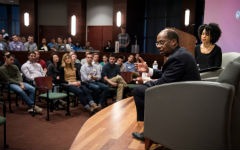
90, 102, 101, 111
28, 108, 34, 113
34, 105, 43, 114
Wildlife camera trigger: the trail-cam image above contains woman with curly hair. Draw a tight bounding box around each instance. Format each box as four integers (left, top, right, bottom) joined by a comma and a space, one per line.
195, 23, 222, 71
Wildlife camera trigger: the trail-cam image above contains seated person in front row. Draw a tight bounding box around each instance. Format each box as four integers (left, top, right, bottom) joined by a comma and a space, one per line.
195, 23, 222, 72
132, 28, 201, 141
102, 54, 127, 101
59, 53, 100, 114
21, 51, 45, 83
80, 53, 109, 108
0, 53, 43, 114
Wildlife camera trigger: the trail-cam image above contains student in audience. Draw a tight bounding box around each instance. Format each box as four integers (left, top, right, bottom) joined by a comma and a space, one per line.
39, 38, 50, 51
80, 50, 90, 65
0, 53, 43, 114
118, 26, 130, 53
103, 40, 114, 52
73, 42, 83, 51
69, 51, 81, 64
134, 53, 141, 63
195, 23, 222, 71
100, 55, 108, 67
34, 50, 47, 73
47, 52, 61, 85
60, 53, 100, 114
92, 53, 102, 71
9, 34, 25, 51
21, 51, 45, 82
81, 53, 109, 108
102, 54, 127, 101
116, 56, 126, 72
57, 37, 67, 51
0, 33, 8, 51
2, 50, 21, 70
83, 41, 94, 51
24, 35, 38, 51
124, 54, 136, 72
132, 28, 201, 141
66, 37, 75, 51
47, 38, 58, 51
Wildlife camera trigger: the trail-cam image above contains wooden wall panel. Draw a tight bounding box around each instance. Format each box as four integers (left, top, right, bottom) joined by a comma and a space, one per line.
67, 0, 86, 45
19, 0, 36, 38
87, 26, 112, 51
39, 25, 68, 42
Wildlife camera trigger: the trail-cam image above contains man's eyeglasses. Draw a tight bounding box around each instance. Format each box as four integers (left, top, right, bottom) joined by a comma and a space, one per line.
155, 40, 169, 47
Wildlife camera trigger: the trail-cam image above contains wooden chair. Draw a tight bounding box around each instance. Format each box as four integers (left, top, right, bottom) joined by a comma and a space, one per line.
34, 76, 70, 121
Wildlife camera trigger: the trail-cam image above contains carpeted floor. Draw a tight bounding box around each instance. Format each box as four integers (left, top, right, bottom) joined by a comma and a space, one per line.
0, 101, 93, 150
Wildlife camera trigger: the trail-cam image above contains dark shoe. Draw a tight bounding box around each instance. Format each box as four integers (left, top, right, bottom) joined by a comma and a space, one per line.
132, 132, 145, 141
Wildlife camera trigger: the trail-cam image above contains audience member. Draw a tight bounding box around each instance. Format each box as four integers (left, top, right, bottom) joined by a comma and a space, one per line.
118, 26, 130, 53
102, 54, 127, 101
66, 37, 75, 51
92, 53, 102, 71
83, 41, 94, 51
132, 28, 201, 141
60, 53, 100, 114
21, 51, 45, 82
1, 28, 9, 41
9, 34, 25, 51
100, 55, 108, 67
24, 35, 38, 51
80, 53, 109, 108
47, 38, 58, 51
124, 54, 136, 72
57, 37, 67, 51
116, 56, 126, 72
0, 33, 8, 51
73, 42, 83, 51
47, 52, 61, 84
39, 38, 50, 51
34, 50, 47, 73
103, 40, 114, 52
80, 50, 90, 65
195, 23, 222, 71
0, 53, 42, 114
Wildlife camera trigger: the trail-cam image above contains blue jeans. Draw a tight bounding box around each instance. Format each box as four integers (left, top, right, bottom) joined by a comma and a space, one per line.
87, 81, 109, 105
9, 82, 35, 107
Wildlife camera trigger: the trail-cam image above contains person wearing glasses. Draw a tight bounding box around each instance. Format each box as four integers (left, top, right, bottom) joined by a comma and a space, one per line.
132, 28, 201, 141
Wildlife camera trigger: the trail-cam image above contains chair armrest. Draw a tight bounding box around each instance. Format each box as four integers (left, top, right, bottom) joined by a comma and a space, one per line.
144, 81, 235, 149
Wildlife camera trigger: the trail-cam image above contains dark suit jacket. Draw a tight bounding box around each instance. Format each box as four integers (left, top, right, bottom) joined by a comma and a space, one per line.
145, 46, 200, 87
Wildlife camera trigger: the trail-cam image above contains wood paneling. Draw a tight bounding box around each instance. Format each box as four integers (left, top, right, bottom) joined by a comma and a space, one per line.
87, 26, 113, 51
39, 25, 68, 42
19, 0, 36, 38
67, 0, 86, 45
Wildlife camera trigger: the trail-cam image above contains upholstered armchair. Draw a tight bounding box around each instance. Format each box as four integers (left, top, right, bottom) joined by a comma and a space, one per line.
201, 52, 240, 81
144, 60, 240, 149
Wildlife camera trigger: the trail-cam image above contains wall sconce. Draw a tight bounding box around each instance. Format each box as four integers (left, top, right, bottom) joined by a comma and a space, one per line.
184, 9, 190, 26
116, 11, 122, 27
71, 15, 76, 36
24, 12, 29, 27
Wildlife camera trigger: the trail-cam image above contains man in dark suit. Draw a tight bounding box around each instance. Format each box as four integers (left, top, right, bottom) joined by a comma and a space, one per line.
132, 28, 201, 141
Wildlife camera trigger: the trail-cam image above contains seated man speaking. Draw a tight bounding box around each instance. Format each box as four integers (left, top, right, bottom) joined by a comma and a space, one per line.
132, 28, 201, 141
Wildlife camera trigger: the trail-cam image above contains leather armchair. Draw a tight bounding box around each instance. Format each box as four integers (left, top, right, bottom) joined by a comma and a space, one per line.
144, 81, 235, 149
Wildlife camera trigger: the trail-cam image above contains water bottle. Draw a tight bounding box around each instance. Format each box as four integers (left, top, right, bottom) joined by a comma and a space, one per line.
152, 60, 158, 69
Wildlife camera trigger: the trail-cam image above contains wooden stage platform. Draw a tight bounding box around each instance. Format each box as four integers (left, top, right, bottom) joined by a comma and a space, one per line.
70, 97, 145, 150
